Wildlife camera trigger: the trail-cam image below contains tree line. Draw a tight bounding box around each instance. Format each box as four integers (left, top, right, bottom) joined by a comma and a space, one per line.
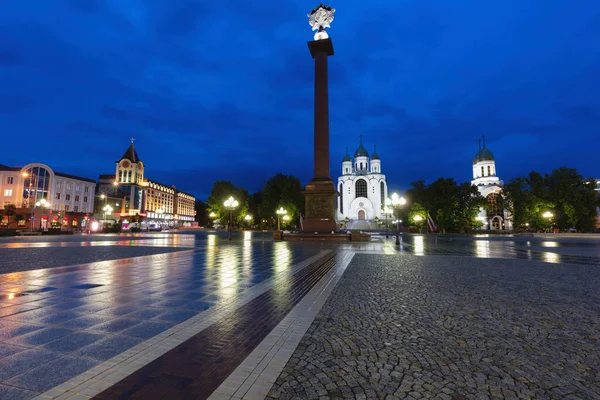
194, 173, 305, 230
192, 167, 599, 233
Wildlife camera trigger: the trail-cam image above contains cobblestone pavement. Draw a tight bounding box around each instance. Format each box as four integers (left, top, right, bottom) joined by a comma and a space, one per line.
267, 253, 600, 400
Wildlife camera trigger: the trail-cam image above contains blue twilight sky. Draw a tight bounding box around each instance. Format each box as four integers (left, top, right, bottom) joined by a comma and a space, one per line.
1, 1, 599, 200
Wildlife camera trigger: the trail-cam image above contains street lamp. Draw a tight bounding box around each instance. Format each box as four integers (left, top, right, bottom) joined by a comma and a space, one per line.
390, 193, 407, 245
543, 211, 554, 233
282, 214, 290, 230
382, 203, 392, 239
33, 199, 50, 231
103, 205, 113, 221
223, 196, 239, 240
244, 214, 253, 229
276, 207, 287, 231
413, 214, 424, 233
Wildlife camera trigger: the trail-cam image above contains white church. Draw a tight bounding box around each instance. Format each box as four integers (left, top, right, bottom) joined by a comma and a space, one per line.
471, 138, 512, 230
336, 136, 387, 222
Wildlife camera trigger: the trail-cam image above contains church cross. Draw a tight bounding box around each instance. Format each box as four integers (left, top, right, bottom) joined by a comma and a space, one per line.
130, 137, 136, 144
359, 134, 363, 144
481, 135, 486, 148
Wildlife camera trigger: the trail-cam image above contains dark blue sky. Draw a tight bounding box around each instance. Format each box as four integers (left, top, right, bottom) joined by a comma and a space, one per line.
1, 1, 599, 200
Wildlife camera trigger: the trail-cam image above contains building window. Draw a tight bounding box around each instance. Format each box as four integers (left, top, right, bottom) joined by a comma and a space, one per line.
380, 181, 385, 203
119, 170, 123, 182
488, 165, 491, 176
75, 184, 80, 191
74, 206, 79, 212
75, 195, 80, 201
55, 193, 61, 200
66, 183, 72, 190
65, 205, 70, 211
355, 179, 367, 198
339, 183, 343, 214
66, 194, 71, 201
84, 186, 89, 193
3, 189, 12, 196
6, 177, 14, 184
83, 196, 88, 203
83, 207, 87, 213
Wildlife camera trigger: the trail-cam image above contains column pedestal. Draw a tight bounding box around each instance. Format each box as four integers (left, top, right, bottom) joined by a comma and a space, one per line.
302, 178, 337, 233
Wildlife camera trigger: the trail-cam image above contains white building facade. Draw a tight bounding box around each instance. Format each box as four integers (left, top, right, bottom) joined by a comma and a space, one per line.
471, 140, 512, 230
336, 138, 387, 221
0, 163, 96, 230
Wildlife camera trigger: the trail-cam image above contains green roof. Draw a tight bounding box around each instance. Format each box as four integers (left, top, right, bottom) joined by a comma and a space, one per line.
473, 147, 494, 164
371, 145, 380, 160
354, 136, 369, 158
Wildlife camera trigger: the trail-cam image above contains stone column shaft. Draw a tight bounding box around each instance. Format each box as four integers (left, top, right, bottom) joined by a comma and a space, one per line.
314, 50, 329, 179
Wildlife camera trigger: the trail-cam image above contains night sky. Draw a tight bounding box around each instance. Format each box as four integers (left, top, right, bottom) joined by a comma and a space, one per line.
1, 1, 599, 200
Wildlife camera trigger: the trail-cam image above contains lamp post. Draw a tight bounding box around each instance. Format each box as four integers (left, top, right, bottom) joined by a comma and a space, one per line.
103, 205, 113, 222
282, 214, 290, 230
276, 207, 287, 231
382, 202, 392, 239
223, 196, 239, 241
543, 211, 554, 233
244, 214, 253, 229
34, 199, 50, 231
390, 193, 407, 245
413, 214, 424, 233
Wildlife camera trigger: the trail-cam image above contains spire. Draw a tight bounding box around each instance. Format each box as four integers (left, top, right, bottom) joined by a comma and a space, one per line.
482, 135, 487, 149
118, 140, 141, 163
354, 134, 369, 158
372, 144, 380, 160
342, 146, 351, 162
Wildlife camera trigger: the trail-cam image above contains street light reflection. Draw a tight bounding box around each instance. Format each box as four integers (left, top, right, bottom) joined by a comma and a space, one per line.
475, 240, 491, 258
543, 252, 561, 263
413, 235, 425, 256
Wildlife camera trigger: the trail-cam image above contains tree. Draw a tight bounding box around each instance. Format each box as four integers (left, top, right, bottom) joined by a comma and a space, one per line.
455, 182, 486, 233
194, 200, 207, 226
405, 178, 484, 233
206, 181, 249, 227
258, 173, 304, 228
504, 167, 598, 232
1, 204, 16, 228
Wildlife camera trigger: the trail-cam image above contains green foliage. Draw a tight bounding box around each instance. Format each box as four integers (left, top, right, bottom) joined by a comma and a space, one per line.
206, 180, 249, 226
258, 173, 304, 227
194, 200, 207, 226
504, 167, 598, 232
405, 178, 485, 233
1, 204, 16, 227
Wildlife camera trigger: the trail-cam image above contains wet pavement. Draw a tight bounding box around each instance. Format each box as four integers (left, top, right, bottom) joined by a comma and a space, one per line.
0, 232, 598, 399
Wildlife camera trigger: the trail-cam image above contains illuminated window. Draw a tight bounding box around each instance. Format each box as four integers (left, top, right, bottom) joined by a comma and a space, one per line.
355, 179, 367, 198
3, 189, 12, 196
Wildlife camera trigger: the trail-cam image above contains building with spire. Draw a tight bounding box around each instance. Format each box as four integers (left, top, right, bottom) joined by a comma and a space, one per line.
97, 140, 196, 228
336, 136, 387, 221
471, 137, 512, 230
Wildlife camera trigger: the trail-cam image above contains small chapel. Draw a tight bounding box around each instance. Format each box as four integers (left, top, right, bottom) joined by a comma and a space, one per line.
471, 137, 513, 230
336, 136, 388, 222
